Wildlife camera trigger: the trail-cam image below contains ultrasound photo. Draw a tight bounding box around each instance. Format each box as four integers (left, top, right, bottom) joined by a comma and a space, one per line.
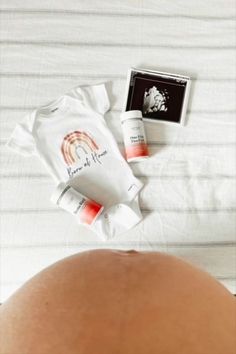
143, 86, 169, 114
124, 68, 191, 124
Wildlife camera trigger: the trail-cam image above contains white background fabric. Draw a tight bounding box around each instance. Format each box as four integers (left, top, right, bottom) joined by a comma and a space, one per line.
0, 0, 235, 301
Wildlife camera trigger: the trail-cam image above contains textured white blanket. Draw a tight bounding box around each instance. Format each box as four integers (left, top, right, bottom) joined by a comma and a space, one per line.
0, 0, 235, 301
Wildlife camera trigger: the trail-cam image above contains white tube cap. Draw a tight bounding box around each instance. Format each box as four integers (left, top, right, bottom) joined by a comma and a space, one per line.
120, 110, 142, 123
50, 182, 68, 205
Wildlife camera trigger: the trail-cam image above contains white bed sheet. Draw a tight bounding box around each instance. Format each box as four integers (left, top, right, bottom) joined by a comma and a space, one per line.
0, 0, 236, 302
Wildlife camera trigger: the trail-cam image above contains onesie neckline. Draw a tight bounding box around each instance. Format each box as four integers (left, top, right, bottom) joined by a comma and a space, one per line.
38, 95, 69, 117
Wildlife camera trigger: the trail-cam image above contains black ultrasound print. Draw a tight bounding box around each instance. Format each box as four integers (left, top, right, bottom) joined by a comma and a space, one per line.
126, 70, 188, 123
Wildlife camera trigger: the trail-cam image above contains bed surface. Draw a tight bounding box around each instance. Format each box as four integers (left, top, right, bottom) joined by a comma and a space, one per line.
0, 0, 235, 301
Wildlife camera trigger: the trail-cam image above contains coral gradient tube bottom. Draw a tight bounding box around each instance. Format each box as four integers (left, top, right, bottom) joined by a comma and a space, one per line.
79, 200, 103, 225
125, 143, 149, 162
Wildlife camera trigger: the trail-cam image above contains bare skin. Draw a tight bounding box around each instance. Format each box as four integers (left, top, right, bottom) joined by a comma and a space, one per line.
0, 249, 235, 354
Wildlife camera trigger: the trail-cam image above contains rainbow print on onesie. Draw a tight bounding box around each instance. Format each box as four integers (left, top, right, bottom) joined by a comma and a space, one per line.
61, 130, 99, 166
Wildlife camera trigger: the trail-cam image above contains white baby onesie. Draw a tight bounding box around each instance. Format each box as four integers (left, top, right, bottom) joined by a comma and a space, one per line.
7, 84, 143, 240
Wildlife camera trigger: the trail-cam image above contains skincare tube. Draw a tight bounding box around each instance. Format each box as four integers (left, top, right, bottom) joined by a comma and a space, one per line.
120, 110, 149, 162
51, 183, 103, 225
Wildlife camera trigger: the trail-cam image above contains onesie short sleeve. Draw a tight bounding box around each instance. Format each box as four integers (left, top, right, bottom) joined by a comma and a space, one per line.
70, 83, 110, 115
7, 111, 36, 156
